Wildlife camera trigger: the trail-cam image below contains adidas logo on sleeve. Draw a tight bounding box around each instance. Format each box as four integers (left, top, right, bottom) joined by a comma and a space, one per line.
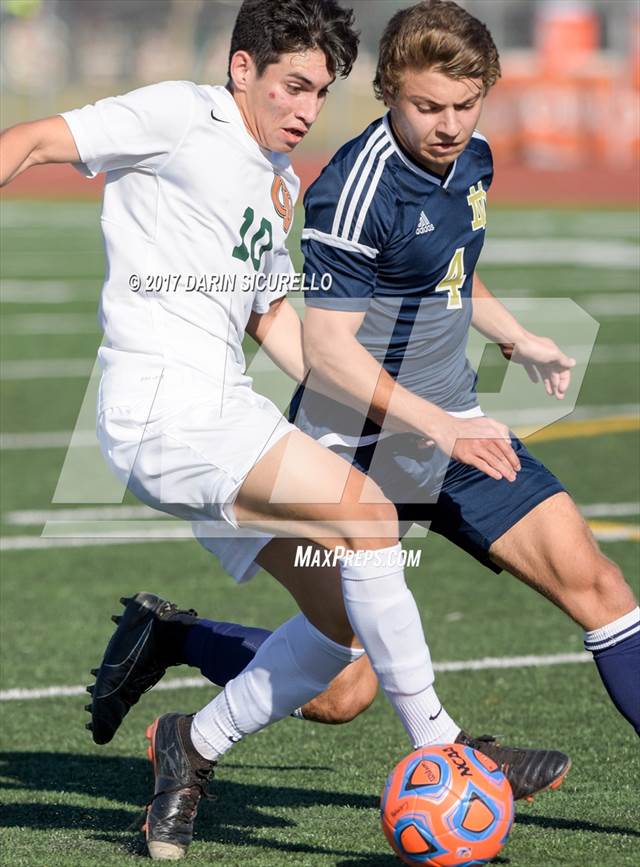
416, 211, 435, 234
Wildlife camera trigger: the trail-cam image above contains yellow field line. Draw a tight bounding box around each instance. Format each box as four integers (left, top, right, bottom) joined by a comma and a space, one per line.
516, 414, 639, 443
588, 520, 640, 542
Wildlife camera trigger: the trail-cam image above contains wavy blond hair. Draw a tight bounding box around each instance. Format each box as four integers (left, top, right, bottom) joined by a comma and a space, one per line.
374, 0, 501, 103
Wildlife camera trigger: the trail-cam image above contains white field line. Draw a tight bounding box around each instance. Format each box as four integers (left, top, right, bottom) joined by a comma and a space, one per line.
580, 502, 640, 517
0, 529, 192, 551
7, 205, 628, 233
2, 402, 638, 452
0, 292, 638, 339
493, 294, 639, 320
1, 520, 636, 551
529, 344, 639, 364
2, 344, 639, 382
534, 344, 639, 364
486, 211, 638, 238
482, 238, 638, 268
0, 359, 94, 379
1, 237, 637, 266
5, 505, 160, 525
0, 281, 95, 304
0, 431, 97, 450
582, 294, 639, 317
5, 501, 639, 528
0, 651, 592, 702
1, 314, 98, 334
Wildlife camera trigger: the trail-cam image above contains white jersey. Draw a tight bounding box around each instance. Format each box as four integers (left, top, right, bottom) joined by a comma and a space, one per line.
62, 81, 299, 410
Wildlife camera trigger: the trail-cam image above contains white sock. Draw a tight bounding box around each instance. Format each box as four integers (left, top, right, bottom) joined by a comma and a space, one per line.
191, 613, 363, 760
583, 606, 640, 652
338, 543, 460, 747
394, 686, 461, 747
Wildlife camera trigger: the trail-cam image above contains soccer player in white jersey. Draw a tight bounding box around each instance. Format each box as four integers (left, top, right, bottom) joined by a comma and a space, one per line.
0, 0, 525, 859
56, 0, 637, 846
0, 0, 601, 859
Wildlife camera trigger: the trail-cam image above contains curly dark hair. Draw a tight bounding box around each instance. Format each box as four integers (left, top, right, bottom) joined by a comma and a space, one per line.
228, 0, 359, 79
374, 0, 501, 103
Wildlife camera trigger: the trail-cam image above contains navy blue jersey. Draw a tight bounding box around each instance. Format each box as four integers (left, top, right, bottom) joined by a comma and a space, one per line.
291, 115, 492, 443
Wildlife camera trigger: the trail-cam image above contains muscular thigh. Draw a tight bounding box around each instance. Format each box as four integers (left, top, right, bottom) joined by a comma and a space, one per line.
489, 492, 603, 601
235, 430, 396, 546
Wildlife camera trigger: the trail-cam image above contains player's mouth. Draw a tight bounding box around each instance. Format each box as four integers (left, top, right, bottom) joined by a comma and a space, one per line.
283, 127, 307, 144
430, 141, 460, 154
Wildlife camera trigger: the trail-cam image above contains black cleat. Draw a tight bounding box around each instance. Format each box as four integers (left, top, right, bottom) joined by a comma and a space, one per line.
86, 592, 198, 745
143, 713, 216, 860
455, 730, 571, 801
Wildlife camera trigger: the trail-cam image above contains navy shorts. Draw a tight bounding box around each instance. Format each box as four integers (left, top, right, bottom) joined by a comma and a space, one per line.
331, 434, 565, 574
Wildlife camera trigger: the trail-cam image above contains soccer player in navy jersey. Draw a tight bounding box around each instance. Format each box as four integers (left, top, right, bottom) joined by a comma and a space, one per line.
85, 0, 638, 840
295, 1, 637, 739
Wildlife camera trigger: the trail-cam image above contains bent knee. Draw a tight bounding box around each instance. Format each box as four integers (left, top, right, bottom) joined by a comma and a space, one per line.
591, 558, 635, 608
594, 559, 624, 589
338, 479, 398, 547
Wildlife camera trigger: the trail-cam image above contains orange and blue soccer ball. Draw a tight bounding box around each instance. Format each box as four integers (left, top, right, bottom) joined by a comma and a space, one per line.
380, 744, 514, 866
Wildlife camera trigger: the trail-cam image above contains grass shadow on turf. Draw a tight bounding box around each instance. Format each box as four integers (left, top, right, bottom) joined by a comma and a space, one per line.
0, 751, 382, 859
515, 812, 640, 837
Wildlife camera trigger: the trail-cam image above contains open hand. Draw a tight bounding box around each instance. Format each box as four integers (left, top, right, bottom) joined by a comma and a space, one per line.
428, 415, 521, 482
502, 334, 576, 399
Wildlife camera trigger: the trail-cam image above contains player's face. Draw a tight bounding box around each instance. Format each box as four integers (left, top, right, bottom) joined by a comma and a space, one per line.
234, 48, 334, 152
388, 67, 485, 175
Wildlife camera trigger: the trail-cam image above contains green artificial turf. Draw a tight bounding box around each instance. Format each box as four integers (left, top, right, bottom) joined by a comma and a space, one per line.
0, 202, 638, 865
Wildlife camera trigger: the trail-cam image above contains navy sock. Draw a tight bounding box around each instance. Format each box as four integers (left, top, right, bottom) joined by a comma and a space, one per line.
180, 619, 271, 687
584, 610, 640, 736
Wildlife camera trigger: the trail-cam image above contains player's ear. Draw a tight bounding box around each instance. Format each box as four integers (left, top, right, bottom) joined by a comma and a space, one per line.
229, 50, 255, 93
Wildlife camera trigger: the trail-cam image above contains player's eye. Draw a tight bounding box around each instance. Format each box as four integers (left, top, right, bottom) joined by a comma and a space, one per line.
286, 84, 302, 95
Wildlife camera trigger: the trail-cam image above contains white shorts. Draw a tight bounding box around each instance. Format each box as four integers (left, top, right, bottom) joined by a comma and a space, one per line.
98, 377, 293, 582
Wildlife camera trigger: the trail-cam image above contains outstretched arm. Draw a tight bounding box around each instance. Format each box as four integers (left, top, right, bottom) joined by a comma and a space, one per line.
471, 272, 576, 399
0, 116, 79, 186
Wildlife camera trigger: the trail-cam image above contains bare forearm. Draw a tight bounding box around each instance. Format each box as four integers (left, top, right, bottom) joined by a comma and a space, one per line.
247, 298, 307, 383
471, 272, 528, 345
0, 117, 79, 186
0, 125, 39, 186
305, 336, 452, 440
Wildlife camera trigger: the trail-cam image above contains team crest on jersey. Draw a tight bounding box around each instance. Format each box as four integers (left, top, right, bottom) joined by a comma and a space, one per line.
467, 181, 487, 231
271, 174, 293, 232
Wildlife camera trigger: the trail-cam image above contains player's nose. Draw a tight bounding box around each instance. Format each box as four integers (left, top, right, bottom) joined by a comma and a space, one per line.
295, 93, 321, 127
437, 108, 460, 138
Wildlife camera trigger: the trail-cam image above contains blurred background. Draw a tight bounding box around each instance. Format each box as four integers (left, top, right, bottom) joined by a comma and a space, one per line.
0, 9, 638, 863
1, 0, 639, 202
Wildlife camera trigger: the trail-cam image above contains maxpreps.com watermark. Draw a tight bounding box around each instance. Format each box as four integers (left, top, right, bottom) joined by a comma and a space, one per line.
294, 545, 422, 569
128, 272, 332, 293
